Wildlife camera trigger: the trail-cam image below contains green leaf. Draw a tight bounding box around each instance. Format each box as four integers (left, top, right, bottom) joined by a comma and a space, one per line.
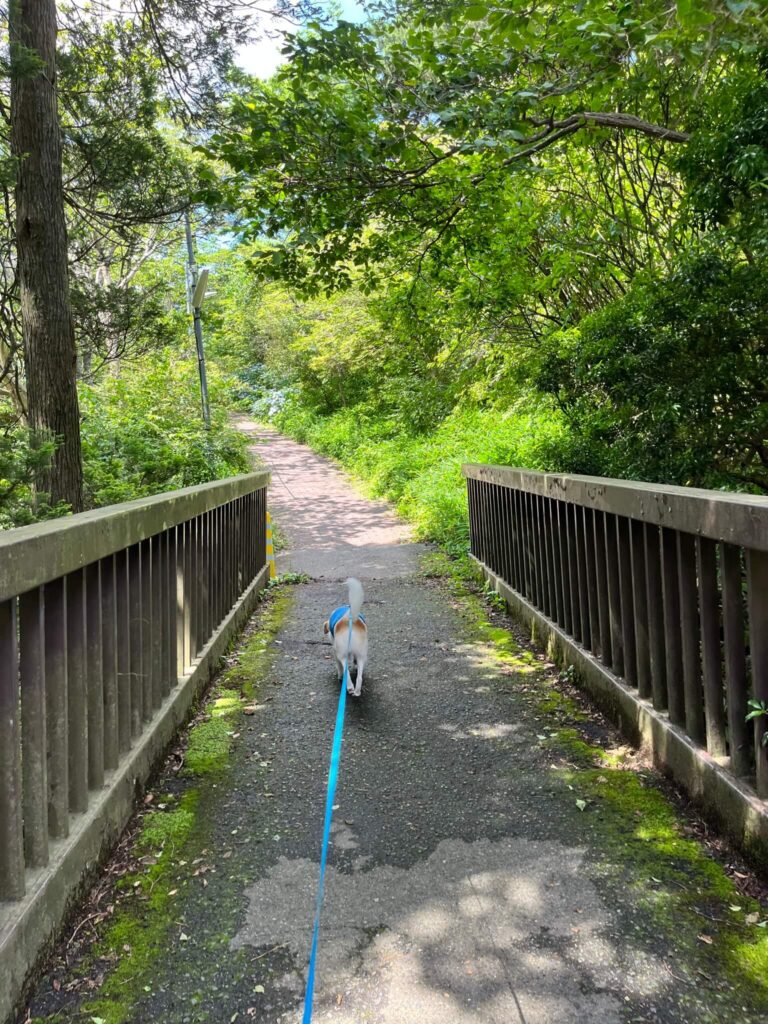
465, 5, 489, 20
676, 0, 715, 27
745, 699, 768, 723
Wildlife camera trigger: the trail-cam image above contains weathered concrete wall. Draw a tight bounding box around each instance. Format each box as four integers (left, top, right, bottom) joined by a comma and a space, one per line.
0, 471, 270, 602
0, 563, 269, 1024
474, 556, 768, 870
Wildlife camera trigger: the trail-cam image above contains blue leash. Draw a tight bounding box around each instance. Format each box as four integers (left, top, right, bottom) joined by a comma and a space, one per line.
301, 616, 353, 1024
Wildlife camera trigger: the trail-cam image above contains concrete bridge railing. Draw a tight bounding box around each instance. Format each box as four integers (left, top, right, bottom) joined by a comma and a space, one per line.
0, 470, 269, 1022
464, 464, 768, 858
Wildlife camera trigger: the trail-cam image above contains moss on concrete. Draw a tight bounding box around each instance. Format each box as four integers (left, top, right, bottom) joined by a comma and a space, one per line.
73, 585, 295, 1024
83, 789, 205, 1024
136, 790, 200, 862
219, 586, 292, 699
182, 587, 292, 777
184, 688, 243, 776
424, 548, 768, 1005
553, 743, 768, 997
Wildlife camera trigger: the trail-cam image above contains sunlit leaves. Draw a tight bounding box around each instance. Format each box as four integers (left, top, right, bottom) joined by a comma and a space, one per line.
208, 0, 765, 298
534, 249, 768, 491
195, 0, 768, 504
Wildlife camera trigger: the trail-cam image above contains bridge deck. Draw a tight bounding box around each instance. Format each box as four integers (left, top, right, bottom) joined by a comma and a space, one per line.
20, 426, 768, 1024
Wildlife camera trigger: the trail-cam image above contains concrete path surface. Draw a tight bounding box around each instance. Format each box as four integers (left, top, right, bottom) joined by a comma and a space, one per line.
240, 418, 424, 579
21, 424, 768, 1024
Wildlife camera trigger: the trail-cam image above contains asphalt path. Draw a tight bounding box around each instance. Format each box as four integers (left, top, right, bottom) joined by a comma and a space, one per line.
219, 422, 762, 1024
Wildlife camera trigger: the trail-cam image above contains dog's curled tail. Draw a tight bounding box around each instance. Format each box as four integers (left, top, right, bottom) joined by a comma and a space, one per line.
346, 577, 364, 622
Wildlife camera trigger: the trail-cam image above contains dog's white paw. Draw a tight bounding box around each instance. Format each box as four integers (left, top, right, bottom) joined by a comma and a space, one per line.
346, 680, 355, 695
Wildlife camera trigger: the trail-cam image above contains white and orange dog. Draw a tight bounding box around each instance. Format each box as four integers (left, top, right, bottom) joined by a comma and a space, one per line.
323, 578, 368, 697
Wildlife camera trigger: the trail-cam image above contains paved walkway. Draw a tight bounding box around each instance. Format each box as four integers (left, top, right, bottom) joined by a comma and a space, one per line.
240, 418, 424, 579
22, 425, 768, 1024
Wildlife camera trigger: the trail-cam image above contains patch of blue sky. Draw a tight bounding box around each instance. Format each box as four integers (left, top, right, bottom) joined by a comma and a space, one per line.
237, 0, 367, 79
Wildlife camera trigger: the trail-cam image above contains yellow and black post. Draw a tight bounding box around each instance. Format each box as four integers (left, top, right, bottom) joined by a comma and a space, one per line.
266, 511, 276, 580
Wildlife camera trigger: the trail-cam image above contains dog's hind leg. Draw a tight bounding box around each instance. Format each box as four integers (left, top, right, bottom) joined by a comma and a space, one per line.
353, 658, 364, 698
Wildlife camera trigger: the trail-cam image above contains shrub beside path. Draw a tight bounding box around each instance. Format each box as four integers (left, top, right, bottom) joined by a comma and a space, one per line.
21, 422, 768, 1024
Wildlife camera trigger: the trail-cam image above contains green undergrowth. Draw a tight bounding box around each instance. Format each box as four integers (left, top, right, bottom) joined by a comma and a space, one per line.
183, 584, 292, 776
423, 547, 768, 1005
67, 583, 296, 1024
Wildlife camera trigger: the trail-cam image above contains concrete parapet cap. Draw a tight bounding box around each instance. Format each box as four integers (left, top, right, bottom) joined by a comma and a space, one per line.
462, 463, 768, 552
0, 471, 270, 602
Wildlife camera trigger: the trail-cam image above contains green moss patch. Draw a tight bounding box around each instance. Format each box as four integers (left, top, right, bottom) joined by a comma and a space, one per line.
553, 749, 768, 995
83, 789, 204, 1024
137, 790, 200, 858
72, 586, 296, 1023
182, 586, 293, 777
426, 548, 768, 1004
218, 585, 293, 697
184, 687, 243, 775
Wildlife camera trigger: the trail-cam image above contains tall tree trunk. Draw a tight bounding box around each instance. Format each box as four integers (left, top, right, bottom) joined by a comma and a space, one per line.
10, 0, 83, 512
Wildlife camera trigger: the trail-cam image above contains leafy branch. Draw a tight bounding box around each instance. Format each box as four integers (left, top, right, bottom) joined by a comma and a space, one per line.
746, 700, 768, 748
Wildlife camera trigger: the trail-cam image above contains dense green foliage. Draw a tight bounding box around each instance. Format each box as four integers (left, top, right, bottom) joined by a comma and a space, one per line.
535, 250, 768, 490
198, 0, 768, 548
0, 407, 63, 529
0, 231, 250, 527
3, 0, 768, 540
0, 0, 313, 526
79, 351, 249, 508
208, 0, 764, 289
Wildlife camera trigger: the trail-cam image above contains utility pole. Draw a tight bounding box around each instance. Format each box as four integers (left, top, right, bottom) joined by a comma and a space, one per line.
184, 211, 211, 430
